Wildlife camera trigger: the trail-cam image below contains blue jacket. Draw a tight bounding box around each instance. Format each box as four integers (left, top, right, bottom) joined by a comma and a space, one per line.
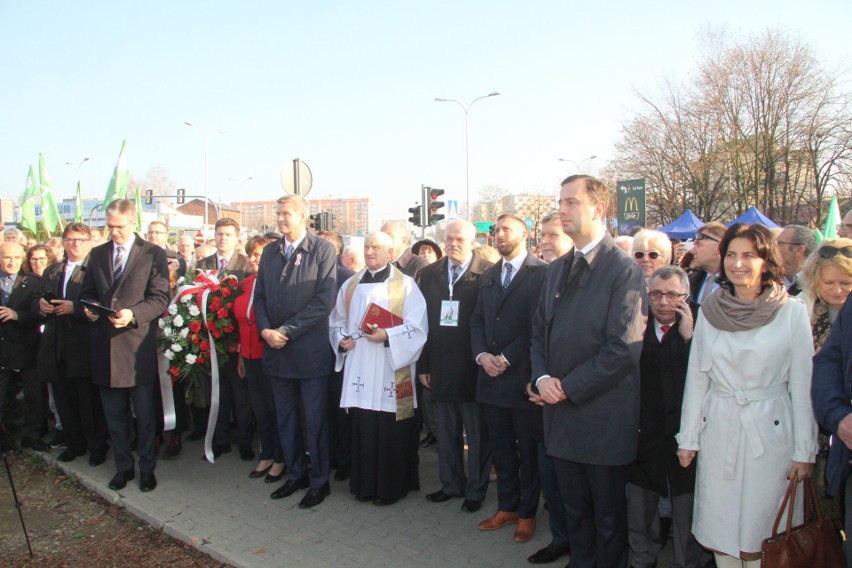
812, 294, 852, 495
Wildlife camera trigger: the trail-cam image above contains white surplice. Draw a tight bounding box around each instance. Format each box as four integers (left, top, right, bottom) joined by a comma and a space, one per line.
329, 267, 428, 413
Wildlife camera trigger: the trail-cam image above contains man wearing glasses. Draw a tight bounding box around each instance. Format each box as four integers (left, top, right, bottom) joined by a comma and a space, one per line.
775, 224, 816, 295
627, 265, 702, 568
688, 222, 726, 305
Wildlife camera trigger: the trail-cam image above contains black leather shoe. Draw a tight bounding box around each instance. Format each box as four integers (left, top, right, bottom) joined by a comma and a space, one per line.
21, 438, 49, 452
108, 469, 135, 491
426, 490, 455, 503
298, 483, 330, 509
57, 448, 86, 462
186, 430, 205, 441
270, 476, 310, 499
212, 444, 231, 458
527, 542, 572, 564
239, 444, 255, 461
88, 451, 107, 467
334, 465, 351, 481
373, 497, 399, 506
249, 465, 271, 479
264, 469, 285, 484
419, 433, 437, 448
461, 499, 482, 512
139, 472, 157, 492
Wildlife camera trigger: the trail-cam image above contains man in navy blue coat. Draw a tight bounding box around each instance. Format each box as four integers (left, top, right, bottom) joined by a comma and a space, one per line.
254, 195, 338, 509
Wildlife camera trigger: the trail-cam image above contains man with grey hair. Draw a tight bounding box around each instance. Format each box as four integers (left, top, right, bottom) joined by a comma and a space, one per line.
838, 210, 852, 239
539, 212, 573, 263
776, 224, 817, 295
341, 244, 365, 272
628, 265, 701, 568
381, 220, 426, 281
3, 228, 23, 244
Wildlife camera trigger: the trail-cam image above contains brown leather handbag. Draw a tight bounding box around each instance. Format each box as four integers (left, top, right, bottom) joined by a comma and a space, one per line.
761, 474, 845, 567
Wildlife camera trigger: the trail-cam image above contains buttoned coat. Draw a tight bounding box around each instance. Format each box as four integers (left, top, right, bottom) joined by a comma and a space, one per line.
253, 232, 337, 379
0, 271, 41, 372
417, 254, 493, 402
37, 258, 92, 381
80, 237, 170, 388
471, 253, 547, 409
530, 233, 647, 466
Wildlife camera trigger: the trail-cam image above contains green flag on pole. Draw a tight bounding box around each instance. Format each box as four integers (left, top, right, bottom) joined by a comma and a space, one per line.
74, 180, 84, 223
39, 153, 62, 235
823, 195, 842, 240
134, 186, 144, 229
20, 165, 39, 235
103, 139, 129, 210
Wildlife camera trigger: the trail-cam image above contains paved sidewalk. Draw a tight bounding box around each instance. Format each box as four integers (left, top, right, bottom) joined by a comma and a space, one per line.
39, 439, 555, 568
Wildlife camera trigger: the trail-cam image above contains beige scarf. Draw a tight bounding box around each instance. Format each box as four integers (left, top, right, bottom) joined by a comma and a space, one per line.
700, 282, 787, 332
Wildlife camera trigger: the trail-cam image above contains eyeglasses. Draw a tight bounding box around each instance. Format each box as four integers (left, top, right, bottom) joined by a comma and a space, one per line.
818, 246, 852, 260
695, 233, 719, 243
634, 250, 663, 260
648, 291, 687, 302
63, 238, 89, 244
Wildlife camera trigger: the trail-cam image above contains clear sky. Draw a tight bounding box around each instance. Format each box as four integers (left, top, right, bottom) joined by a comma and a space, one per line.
1, 0, 849, 229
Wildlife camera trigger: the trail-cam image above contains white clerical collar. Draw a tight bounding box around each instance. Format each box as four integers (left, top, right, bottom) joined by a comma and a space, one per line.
368, 264, 390, 277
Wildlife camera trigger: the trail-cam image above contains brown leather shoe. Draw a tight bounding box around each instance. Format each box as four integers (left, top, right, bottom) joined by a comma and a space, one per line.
513, 517, 536, 542
477, 510, 520, 531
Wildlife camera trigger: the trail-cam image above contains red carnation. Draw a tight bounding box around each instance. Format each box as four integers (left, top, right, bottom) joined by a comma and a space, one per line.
207, 321, 216, 331
191, 334, 200, 344
217, 308, 229, 319
189, 321, 202, 333
213, 329, 222, 339
169, 366, 179, 377
200, 340, 210, 352
221, 287, 232, 297
224, 324, 235, 334
197, 356, 205, 364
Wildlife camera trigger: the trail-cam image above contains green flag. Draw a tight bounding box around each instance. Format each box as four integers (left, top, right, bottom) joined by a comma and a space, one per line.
814, 227, 824, 245
74, 180, 84, 223
134, 186, 144, 229
20, 165, 39, 235
39, 153, 62, 235
823, 195, 842, 240
103, 139, 129, 210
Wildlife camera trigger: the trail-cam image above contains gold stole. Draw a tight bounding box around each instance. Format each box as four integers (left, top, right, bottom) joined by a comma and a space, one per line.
345, 267, 414, 421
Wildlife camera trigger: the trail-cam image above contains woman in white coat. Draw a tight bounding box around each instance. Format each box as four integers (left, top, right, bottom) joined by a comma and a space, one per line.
676, 223, 817, 568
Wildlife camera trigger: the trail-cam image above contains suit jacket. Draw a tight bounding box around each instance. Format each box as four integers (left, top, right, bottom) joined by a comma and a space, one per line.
417, 254, 493, 402
0, 271, 41, 372
37, 258, 93, 381
198, 251, 251, 282
689, 269, 708, 304
471, 253, 547, 409
80, 236, 170, 388
394, 249, 426, 282
628, 311, 697, 496
530, 233, 647, 466
253, 232, 337, 379
812, 296, 852, 495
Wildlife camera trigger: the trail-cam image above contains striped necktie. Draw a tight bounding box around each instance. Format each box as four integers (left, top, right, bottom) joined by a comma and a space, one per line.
113, 246, 126, 281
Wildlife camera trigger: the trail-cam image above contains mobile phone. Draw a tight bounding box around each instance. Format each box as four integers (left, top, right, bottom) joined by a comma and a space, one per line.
42, 292, 57, 302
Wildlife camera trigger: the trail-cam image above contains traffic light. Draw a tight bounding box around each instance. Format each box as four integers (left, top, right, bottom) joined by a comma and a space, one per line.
309, 213, 324, 232
427, 187, 446, 225
144, 189, 153, 205
408, 204, 423, 227
176, 188, 186, 205
327, 212, 336, 231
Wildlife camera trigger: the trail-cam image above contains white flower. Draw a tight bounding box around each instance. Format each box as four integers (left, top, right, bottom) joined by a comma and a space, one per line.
188, 304, 200, 317
172, 315, 184, 327
171, 343, 183, 353
163, 349, 174, 360
180, 328, 189, 338
164, 327, 172, 337
158, 318, 167, 329
181, 293, 192, 303
168, 304, 178, 316
185, 354, 197, 365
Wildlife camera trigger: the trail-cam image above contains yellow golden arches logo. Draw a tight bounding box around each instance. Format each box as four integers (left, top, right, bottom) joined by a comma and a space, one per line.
623, 196, 640, 212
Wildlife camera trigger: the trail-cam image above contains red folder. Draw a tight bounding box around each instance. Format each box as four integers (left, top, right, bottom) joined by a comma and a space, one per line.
359, 302, 403, 333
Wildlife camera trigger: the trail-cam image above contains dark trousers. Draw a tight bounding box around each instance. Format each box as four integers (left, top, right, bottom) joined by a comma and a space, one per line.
418, 381, 436, 436
627, 483, 701, 568
99, 382, 157, 474
327, 367, 350, 469
482, 403, 539, 518
538, 441, 570, 547
21, 369, 46, 441
244, 358, 282, 462
166, 379, 189, 436
52, 374, 108, 454
270, 375, 329, 489
214, 357, 254, 447
435, 400, 491, 501
0, 370, 16, 432
554, 459, 629, 568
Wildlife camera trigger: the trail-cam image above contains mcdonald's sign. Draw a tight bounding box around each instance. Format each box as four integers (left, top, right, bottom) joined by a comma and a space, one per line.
616, 178, 646, 235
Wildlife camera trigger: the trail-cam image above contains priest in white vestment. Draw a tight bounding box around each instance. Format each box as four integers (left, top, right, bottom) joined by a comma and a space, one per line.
329, 232, 428, 505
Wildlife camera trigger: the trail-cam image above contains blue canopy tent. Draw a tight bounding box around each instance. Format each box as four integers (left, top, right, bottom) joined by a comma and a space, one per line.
657, 209, 705, 240
726, 206, 780, 228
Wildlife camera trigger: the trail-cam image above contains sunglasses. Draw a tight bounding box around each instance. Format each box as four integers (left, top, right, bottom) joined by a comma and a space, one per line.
634, 250, 663, 260
695, 233, 719, 243
818, 246, 852, 260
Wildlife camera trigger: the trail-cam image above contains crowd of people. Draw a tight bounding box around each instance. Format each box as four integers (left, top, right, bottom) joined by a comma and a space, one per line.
2, 178, 852, 567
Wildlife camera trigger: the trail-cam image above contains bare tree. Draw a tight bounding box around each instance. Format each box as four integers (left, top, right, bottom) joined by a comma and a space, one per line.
471, 184, 508, 222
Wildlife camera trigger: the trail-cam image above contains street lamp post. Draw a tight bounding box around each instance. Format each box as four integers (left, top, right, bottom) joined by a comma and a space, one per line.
558, 155, 598, 175
184, 121, 225, 230
228, 176, 253, 230
435, 91, 500, 220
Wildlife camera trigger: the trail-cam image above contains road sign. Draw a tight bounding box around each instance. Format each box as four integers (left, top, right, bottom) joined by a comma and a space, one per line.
195, 231, 204, 245
524, 217, 534, 230
447, 200, 459, 221
280, 158, 313, 197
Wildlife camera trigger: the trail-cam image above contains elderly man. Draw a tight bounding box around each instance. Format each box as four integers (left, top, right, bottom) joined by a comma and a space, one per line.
329, 232, 428, 505
471, 214, 547, 542
688, 222, 726, 305
627, 266, 701, 568
0, 242, 44, 449
254, 194, 338, 508
419, 219, 494, 511
539, 212, 573, 263
341, 245, 365, 272
631, 230, 672, 283
838, 210, 852, 239
532, 175, 647, 568
3, 228, 23, 244
381, 220, 426, 281
776, 224, 817, 295
177, 235, 195, 264
147, 220, 185, 277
